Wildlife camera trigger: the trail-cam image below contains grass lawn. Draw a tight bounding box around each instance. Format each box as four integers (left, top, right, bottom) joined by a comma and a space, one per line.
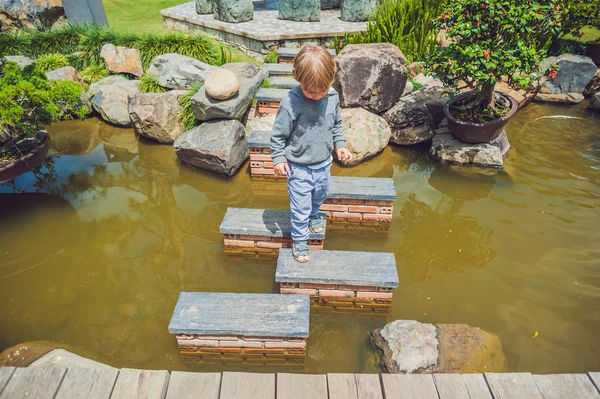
564, 26, 600, 43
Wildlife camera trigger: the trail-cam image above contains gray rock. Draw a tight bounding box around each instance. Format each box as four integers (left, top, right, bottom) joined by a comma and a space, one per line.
129, 90, 187, 144
147, 53, 217, 90
196, 0, 213, 14
5, 55, 34, 69
204, 68, 240, 100
191, 62, 264, 121
413, 73, 444, 88
383, 86, 451, 145
401, 81, 414, 97
0, 0, 65, 33
590, 93, 600, 112
46, 66, 83, 85
213, 0, 253, 23
540, 54, 598, 95
333, 43, 408, 114
100, 43, 144, 77
174, 119, 249, 176
584, 69, 600, 97
340, 0, 376, 22
339, 107, 391, 166
320, 0, 340, 9
89, 75, 141, 127
534, 92, 585, 104
279, 0, 320, 22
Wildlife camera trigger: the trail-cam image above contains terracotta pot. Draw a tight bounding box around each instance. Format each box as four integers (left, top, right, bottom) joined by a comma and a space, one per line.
0, 132, 50, 184
444, 91, 518, 144
586, 42, 600, 66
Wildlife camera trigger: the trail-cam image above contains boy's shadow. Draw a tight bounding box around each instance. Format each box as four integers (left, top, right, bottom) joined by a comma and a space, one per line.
261, 209, 288, 236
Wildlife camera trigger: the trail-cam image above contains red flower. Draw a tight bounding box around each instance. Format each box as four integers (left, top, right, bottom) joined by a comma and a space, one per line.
481, 3, 486, 9
548, 70, 557, 79
484, 50, 491, 59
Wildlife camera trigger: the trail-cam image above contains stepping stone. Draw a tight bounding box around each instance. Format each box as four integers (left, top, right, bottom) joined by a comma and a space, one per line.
256, 88, 289, 114
169, 292, 310, 365
220, 208, 326, 256
276, 249, 398, 310
264, 63, 293, 77
277, 47, 337, 64
248, 130, 279, 180
270, 76, 299, 89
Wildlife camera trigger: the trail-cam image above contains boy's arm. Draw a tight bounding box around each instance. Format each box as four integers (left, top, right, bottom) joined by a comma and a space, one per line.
270, 106, 293, 165
332, 101, 347, 149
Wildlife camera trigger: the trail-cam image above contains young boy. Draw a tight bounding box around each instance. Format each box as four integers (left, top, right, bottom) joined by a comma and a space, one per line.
270, 45, 352, 263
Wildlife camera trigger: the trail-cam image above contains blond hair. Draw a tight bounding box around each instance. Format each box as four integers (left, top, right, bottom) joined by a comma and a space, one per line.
292, 45, 336, 92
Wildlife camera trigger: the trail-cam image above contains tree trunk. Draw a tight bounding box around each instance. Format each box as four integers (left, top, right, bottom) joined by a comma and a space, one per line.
477, 82, 496, 110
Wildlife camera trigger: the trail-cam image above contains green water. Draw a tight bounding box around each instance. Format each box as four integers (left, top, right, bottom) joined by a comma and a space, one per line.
1, 102, 599, 374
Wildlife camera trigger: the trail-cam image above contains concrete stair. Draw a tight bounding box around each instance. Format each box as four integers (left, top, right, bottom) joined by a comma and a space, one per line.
270, 76, 299, 89
264, 63, 294, 77
255, 88, 289, 114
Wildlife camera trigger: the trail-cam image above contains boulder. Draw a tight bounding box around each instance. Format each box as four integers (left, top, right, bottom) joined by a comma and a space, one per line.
0, 0, 65, 33
279, 0, 320, 22
370, 319, 508, 374
195, 0, 213, 14
583, 69, 600, 98
401, 81, 414, 97
534, 92, 585, 104
128, 90, 187, 144
204, 68, 240, 100
174, 119, 249, 176
413, 73, 444, 88
340, 0, 376, 22
383, 86, 451, 145
5, 55, 34, 69
338, 107, 391, 166
590, 93, 600, 112
100, 43, 144, 77
89, 75, 140, 127
191, 62, 264, 121
540, 54, 598, 95
333, 43, 408, 114
213, 0, 253, 23
147, 53, 217, 90
46, 66, 83, 86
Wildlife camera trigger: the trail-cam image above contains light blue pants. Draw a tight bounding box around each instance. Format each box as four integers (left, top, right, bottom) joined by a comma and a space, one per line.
287, 162, 331, 242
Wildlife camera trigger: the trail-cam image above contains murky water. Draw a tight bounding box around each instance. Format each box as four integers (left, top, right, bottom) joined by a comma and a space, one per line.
1, 102, 599, 374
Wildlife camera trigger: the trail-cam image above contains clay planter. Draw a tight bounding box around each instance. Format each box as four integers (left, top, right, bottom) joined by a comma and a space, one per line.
586, 42, 600, 66
444, 90, 518, 144
0, 132, 50, 184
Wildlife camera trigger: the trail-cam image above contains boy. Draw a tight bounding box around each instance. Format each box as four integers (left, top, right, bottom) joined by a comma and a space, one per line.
270, 45, 352, 263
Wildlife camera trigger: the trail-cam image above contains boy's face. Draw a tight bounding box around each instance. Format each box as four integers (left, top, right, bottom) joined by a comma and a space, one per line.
301, 85, 328, 101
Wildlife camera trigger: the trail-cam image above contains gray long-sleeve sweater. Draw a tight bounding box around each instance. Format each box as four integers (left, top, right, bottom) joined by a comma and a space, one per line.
269, 86, 346, 166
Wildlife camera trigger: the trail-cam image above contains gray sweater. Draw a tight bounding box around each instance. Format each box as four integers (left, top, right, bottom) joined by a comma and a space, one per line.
270, 86, 346, 166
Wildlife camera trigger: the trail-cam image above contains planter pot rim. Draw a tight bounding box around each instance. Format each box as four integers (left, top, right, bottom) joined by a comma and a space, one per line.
0, 131, 50, 183
444, 90, 519, 128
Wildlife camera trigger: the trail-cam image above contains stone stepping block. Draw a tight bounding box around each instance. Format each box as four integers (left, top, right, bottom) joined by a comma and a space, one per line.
263, 63, 293, 77
256, 88, 289, 114
276, 249, 398, 310
220, 207, 326, 256
169, 292, 310, 364
277, 47, 337, 64
270, 76, 299, 89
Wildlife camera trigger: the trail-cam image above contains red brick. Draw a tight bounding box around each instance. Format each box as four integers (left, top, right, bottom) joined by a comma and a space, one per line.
300, 283, 335, 289
308, 245, 323, 251
177, 339, 219, 347
224, 239, 255, 248
280, 282, 297, 289
258, 106, 279, 114
331, 212, 363, 220
365, 200, 393, 206
257, 241, 282, 249
338, 285, 378, 291
280, 287, 318, 296
261, 148, 272, 154
320, 204, 347, 212
221, 340, 264, 348
223, 234, 238, 239
265, 341, 306, 349
196, 335, 238, 341
363, 213, 392, 222
332, 198, 363, 205
250, 154, 273, 161
307, 239, 323, 245
322, 198, 334, 204
319, 289, 355, 298
239, 235, 262, 240
272, 237, 293, 244
348, 205, 379, 213
250, 148, 262, 153
263, 161, 274, 168
378, 287, 393, 292
253, 168, 276, 175
356, 291, 393, 300
380, 207, 393, 214
250, 161, 262, 168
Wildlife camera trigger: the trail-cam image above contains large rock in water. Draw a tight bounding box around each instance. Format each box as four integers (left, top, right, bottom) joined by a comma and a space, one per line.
89, 75, 140, 127
46, 66, 83, 86
383, 86, 451, 145
340, 0, 376, 22
196, 0, 213, 14
333, 43, 408, 114
174, 119, 249, 176
539, 54, 598, 95
191, 62, 264, 121
590, 93, 600, 112
0, 0, 66, 33
279, 0, 320, 22
5, 55, 34, 69
213, 0, 253, 23
147, 53, 217, 90
371, 320, 508, 374
100, 44, 144, 77
339, 107, 391, 166
584, 69, 600, 98
128, 90, 187, 144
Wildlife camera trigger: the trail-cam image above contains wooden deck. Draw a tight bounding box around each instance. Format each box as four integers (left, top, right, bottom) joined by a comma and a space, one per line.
1, 367, 599, 399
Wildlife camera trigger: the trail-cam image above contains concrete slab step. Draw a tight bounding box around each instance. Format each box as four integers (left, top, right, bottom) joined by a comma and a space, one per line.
270, 76, 299, 89
277, 47, 337, 64
264, 63, 293, 77
256, 88, 289, 114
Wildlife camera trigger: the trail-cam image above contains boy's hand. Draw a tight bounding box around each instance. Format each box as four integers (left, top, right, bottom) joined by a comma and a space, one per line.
274, 162, 290, 176
336, 147, 353, 162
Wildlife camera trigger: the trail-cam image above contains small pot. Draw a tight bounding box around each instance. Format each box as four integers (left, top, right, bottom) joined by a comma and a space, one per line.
444, 90, 518, 144
587, 42, 600, 66
0, 132, 50, 184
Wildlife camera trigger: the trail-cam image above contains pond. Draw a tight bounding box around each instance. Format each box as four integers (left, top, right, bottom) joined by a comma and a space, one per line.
0, 102, 599, 374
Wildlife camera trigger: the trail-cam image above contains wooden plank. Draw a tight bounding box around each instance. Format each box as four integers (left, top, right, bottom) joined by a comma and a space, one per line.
485, 372, 544, 399
355, 374, 384, 399
55, 367, 118, 399
381, 374, 439, 399
328, 374, 358, 399
277, 373, 328, 399
110, 368, 170, 399
220, 372, 275, 399
589, 373, 600, 392
460, 374, 493, 399
0, 368, 15, 396
0, 366, 66, 399
168, 292, 310, 338
433, 374, 469, 399
165, 372, 221, 399
534, 374, 600, 399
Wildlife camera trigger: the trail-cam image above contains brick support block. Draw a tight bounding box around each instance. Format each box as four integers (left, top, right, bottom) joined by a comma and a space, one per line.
348, 205, 379, 213
281, 287, 318, 296
356, 291, 393, 300
363, 213, 392, 222
320, 204, 348, 212
332, 198, 363, 205
265, 341, 306, 349
224, 239, 255, 248
250, 154, 272, 161
365, 200, 393, 206
319, 289, 355, 298
299, 283, 335, 290
338, 285, 378, 291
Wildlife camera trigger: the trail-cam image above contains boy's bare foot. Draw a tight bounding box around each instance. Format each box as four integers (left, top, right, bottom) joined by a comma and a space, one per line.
308, 214, 325, 234
292, 241, 309, 263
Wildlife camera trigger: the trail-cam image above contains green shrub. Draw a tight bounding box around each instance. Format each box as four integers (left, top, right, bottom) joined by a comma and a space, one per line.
81, 63, 110, 83
179, 82, 203, 131
264, 50, 278, 64
36, 53, 69, 72
261, 78, 270, 88
139, 73, 167, 93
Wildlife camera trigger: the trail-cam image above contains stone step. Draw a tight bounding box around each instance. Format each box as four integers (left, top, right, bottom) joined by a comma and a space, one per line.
169, 292, 310, 363
270, 76, 299, 89
263, 63, 294, 77
220, 208, 326, 255
255, 88, 289, 114
277, 47, 337, 64
276, 249, 398, 310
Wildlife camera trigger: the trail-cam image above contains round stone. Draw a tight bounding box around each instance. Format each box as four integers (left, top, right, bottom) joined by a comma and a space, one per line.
204, 69, 240, 100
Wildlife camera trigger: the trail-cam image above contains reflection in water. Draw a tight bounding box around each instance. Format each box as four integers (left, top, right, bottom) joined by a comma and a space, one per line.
0, 105, 599, 374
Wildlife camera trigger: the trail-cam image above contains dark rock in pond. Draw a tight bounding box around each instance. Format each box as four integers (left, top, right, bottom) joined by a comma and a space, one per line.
340, 0, 376, 22
196, 0, 213, 14
333, 43, 408, 114
584, 69, 600, 98
89, 75, 140, 127
174, 119, 249, 176
147, 53, 217, 90
539, 54, 598, 95
191, 62, 264, 121
5, 55, 34, 69
46, 66, 83, 86
590, 93, 600, 112
128, 90, 187, 144
0, 0, 66, 33
279, 0, 320, 22
213, 0, 253, 23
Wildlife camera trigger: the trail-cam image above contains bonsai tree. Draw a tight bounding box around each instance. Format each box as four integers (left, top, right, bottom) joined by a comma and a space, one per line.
426, 0, 564, 122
